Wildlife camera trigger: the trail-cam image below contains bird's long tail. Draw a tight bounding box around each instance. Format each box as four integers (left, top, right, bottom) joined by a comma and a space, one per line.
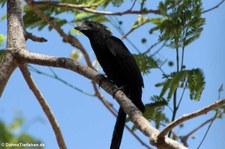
110, 107, 126, 149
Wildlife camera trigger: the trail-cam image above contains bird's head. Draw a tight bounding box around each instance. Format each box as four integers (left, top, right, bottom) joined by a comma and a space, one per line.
74, 21, 111, 38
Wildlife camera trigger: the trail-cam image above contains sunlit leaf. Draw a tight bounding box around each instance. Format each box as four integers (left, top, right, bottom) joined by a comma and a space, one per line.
152, 0, 205, 48
156, 69, 205, 101
133, 54, 159, 75
1, 13, 6, 21
0, 34, 6, 47
8, 118, 23, 129
70, 50, 82, 61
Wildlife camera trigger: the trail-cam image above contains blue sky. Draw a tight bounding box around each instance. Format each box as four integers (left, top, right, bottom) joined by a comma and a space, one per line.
0, 1, 225, 149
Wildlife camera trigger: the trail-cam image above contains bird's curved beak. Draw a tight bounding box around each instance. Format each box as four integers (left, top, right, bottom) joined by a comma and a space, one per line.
74, 22, 82, 31
74, 22, 88, 31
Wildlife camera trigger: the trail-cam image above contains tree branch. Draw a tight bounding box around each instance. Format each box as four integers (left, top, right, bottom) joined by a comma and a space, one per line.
14, 49, 187, 149
179, 114, 216, 147
0, 0, 25, 96
0, 51, 17, 97
202, 0, 225, 13
19, 64, 66, 149
31, 0, 160, 16
28, 65, 94, 96
29, 65, 152, 149
25, 31, 47, 42
92, 83, 152, 149
121, 20, 149, 39
32, 1, 100, 8
158, 99, 225, 138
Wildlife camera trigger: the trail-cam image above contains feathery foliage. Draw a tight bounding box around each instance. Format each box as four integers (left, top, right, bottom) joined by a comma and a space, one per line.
156, 69, 205, 101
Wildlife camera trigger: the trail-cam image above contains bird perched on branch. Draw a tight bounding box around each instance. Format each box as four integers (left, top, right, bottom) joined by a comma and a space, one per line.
75, 21, 144, 149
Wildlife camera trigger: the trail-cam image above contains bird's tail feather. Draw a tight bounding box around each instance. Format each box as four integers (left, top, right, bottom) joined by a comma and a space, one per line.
110, 107, 126, 149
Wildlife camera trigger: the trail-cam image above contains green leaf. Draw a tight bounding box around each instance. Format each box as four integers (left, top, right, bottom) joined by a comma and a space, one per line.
133, 54, 159, 75
0, 34, 6, 47
167, 71, 185, 99
132, 15, 151, 28
1, 13, 6, 21
149, 18, 166, 25
70, 50, 82, 61
0, 0, 6, 8
152, 0, 205, 48
0, 118, 44, 148
127, 96, 168, 130
23, 4, 70, 31
187, 69, 205, 100
158, 2, 167, 16
75, 12, 90, 21
75, 12, 108, 23
157, 78, 171, 99
8, 118, 23, 129
157, 69, 205, 101
143, 97, 169, 129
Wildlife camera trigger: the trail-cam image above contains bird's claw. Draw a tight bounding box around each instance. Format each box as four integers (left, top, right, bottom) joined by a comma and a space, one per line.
112, 85, 125, 98
96, 74, 107, 89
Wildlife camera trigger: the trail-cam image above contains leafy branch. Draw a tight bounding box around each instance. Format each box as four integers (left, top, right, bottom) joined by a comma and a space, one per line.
156, 69, 205, 101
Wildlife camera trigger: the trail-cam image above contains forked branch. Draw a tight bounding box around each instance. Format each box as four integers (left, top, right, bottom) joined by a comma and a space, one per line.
158, 99, 225, 138
19, 64, 66, 149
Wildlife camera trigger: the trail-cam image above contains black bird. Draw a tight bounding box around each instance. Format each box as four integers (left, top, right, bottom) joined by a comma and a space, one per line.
75, 21, 144, 149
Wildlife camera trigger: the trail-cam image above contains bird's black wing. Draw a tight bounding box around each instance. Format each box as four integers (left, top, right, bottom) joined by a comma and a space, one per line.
106, 36, 144, 87
107, 36, 144, 149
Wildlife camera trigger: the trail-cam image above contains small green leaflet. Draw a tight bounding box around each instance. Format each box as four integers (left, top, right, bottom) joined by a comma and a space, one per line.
156, 68, 205, 101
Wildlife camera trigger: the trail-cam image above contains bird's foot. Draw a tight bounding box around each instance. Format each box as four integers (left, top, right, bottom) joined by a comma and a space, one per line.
112, 85, 126, 98
96, 74, 107, 89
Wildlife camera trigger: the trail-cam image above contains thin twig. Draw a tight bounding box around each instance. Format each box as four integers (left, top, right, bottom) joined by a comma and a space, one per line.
129, 0, 137, 11
19, 64, 66, 149
121, 22, 147, 39
158, 99, 225, 138
109, 18, 141, 53
202, 0, 225, 13
80, 7, 160, 16
197, 113, 217, 149
28, 65, 94, 96
143, 41, 161, 55
32, 1, 160, 16
149, 41, 167, 56
33, 1, 100, 8
177, 82, 187, 110
25, 31, 47, 42
179, 113, 218, 147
